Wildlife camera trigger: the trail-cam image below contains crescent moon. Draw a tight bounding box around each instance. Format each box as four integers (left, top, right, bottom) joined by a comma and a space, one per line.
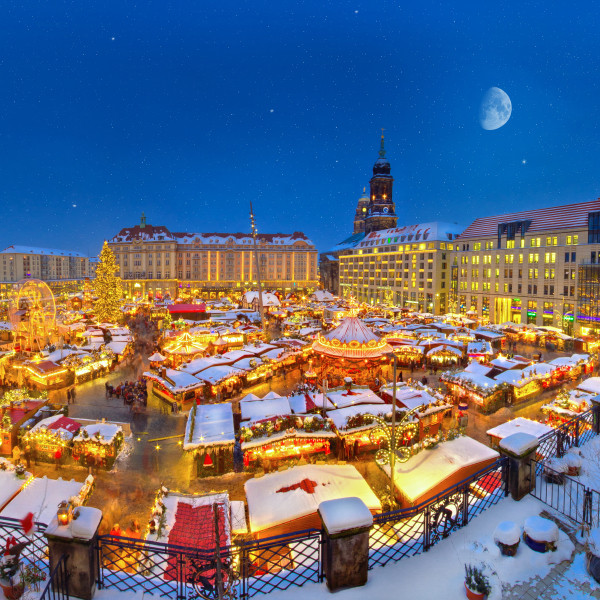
479, 87, 512, 130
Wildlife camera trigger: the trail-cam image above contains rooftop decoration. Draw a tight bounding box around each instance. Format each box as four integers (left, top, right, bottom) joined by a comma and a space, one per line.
312, 317, 392, 359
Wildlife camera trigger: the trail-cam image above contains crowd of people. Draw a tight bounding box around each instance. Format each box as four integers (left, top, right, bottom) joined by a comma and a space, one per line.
105, 378, 148, 409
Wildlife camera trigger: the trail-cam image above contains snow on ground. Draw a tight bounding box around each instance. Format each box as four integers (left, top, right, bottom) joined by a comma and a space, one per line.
265, 496, 577, 600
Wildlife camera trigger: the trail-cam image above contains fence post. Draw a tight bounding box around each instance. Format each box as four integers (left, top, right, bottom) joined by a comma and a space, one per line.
592, 397, 600, 435
44, 507, 103, 600
583, 489, 593, 528
498, 433, 539, 501
423, 506, 430, 551
318, 498, 372, 592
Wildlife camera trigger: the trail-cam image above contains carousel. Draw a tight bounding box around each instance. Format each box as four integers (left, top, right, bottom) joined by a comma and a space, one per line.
312, 317, 393, 387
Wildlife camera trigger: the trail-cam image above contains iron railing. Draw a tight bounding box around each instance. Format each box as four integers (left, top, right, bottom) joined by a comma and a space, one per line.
0, 516, 48, 575
530, 459, 600, 528
536, 408, 595, 459
369, 457, 508, 568
40, 553, 70, 600
97, 528, 322, 599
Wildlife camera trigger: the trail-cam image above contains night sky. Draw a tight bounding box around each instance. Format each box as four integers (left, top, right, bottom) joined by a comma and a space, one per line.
1, 1, 599, 257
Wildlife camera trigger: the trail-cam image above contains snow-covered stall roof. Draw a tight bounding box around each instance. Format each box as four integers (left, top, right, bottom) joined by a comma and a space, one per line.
577, 377, 600, 395
467, 341, 493, 355
464, 361, 493, 376
1, 477, 89, 524
327, 404, 392, 431
195, 365, 246, 385
244, 464, 381, 533
178, 355, 230, 375
184, 403, 235, 450
146, 491, 232, 548
486, 417, 553, 440
73, 423, 122, 444
240, 397, 291, 421
0, 461, 32, 511
144, 369, 204, 392
106, 341, 129, 355
385, 436, 499, 504
31, 414, 80, 440
324, 387, 385, 410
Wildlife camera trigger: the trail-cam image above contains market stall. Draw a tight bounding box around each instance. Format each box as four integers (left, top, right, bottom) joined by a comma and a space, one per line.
72, 423, 124, 469
241, 414, 335, 465
183, 402, 235, 476
20, 414, 81, 462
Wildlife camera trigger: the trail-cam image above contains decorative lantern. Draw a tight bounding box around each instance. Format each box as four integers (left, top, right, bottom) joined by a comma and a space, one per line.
57, 500, 73, 526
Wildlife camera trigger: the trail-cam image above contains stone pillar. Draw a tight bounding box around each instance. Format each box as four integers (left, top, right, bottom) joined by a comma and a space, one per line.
498, 432, 539, 501
45, 507, 103, 600
318, 497, 373, 592
591, 396, 600, 435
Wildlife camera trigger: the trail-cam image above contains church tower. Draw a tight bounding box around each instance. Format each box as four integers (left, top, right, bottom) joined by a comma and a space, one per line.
353, 187, 370, 234
365, 132, 397, 234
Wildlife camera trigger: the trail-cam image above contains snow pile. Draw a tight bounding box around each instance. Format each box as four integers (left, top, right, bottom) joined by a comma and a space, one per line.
499, 432, 540, 457
493, 521, 520, 546
319, 497, 373, 534
265, 496, 576, 600
524, 516, 559, 543
588, 528, 600, 556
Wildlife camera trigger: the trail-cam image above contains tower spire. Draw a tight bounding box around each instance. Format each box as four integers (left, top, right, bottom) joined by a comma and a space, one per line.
379, 128, 386, 158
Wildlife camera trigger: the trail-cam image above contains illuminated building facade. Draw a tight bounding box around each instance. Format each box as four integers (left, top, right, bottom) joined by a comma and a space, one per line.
339, 222, 463, 313
108, 214, 318, 299
0, 245, 92, 298
450, 199, 600, 335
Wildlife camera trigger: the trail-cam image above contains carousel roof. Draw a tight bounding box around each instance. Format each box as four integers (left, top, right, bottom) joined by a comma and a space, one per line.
312, 317, 392, 359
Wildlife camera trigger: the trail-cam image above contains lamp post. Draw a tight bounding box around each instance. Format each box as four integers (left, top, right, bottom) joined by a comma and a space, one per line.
390, 351, 398, 504
249, 202, 267, 335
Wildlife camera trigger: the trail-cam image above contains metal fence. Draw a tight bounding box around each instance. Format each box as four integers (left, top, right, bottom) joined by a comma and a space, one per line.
536, 408, 596, 459
39, 554, 70, 600
97, 528, 322, 599
369, 457, 508, 568
530, 459, 600, 529
0, 515, 49, 575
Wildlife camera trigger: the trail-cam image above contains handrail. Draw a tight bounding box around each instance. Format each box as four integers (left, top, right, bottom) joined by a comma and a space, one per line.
39, 553, 69, 600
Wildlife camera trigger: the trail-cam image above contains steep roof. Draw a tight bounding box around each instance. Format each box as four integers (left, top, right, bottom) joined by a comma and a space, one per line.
458, 198, 600, 239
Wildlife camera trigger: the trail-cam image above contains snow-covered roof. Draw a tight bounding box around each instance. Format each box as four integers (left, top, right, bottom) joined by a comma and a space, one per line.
179, 355, 230, 375
464, 361, 493, 376
240, 397, 291, 421
486, 417, 553, 440
144, 369, 203, 392
356, 221, 464, 248
311, 290, 337, 302
0, 245, 88, 257
1, 477, 88, 524
184, 403, 235, 449
386, 437, 499, 503
243, 291, 281, 307
74, 423, 122, 444
0, 462, 32, 510
244, 464, 381, 532
324, 387, 385, 410
327, 404, 391, 431
106, 341, 129, 355
577, 377, 600, 395
195, 365, 245, 385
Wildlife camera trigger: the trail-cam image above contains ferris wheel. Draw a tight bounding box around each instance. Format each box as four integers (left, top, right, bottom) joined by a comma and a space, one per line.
9, 279, 56, 352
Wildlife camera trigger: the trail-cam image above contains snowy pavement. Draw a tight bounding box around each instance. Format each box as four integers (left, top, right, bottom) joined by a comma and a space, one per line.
261, 495, 596, 600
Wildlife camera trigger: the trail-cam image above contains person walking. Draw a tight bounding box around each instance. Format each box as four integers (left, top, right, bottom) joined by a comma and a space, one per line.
72, 387, 76, 403
54, 447, 62, 471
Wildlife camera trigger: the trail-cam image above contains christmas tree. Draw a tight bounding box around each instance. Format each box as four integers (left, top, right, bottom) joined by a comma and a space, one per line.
94, 242, 123, 323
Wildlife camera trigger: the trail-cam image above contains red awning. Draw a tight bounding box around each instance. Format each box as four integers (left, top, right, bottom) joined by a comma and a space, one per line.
48, 416, 81, 435
168, 303, 206, 314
